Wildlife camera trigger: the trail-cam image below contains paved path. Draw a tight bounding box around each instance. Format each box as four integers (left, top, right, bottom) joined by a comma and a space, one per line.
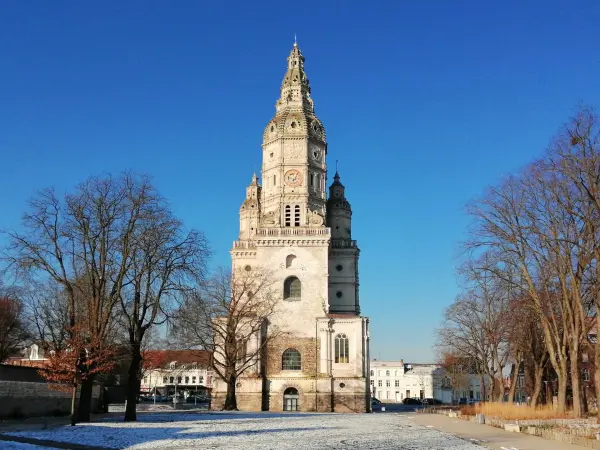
412, 413, 586, 450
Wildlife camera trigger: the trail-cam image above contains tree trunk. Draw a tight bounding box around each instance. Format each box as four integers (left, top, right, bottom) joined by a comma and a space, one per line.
224, 374, 238, 411
557, 369, 567, 414
70, 383, 78, 426
77, 377, 95, 422
596, 313, 600, 423
506, 362, 519, 403
530, 365, 544, 409
124, 345, 143, 422
495, 377, 504, 402
570, 347, 583, 417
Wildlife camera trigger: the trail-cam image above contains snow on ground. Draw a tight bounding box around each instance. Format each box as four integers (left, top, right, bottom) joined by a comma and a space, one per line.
6, 411, 481, 449
0, 441, 59, 450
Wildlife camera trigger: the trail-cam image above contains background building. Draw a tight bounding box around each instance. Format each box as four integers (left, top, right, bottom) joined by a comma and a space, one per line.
140, 350, 213, 398
370, 360, 484, 404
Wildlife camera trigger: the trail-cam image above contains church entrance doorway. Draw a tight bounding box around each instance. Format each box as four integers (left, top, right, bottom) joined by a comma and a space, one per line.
283, 387, 299, 411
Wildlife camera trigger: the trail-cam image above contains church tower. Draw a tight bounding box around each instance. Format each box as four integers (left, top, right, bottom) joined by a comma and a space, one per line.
260, 41, 327, 229
214, 42, 370, 413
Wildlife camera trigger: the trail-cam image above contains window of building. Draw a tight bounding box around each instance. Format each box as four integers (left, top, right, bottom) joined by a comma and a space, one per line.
335, 333, 349, 363
294, 205, 300, 227
582, 353, 589, 363
282, 348, 301, 370
285, 205, 291, 227
185, 376, 189, 384
394, 370, 397, 376
378, 380, 382, 387
286, 254, 296, 268
199, 376, 204, 384
284, 276, 301, 301
30, 345, 39, 360
169, 377, 174, 384
395, 380, 399, 388
583, 368, 591, 382
370, 380, 374, 386
177, 376, 182, 384
192, 376, 196, 384
273, 175, 276, 186
386, 370, 390, 376
386, 380, 390, 387
163, 376, 167, 383
143, 377, 148, 385
370, 370, 374, 376
169, 361, 176, 369
386, 391, 390, 399
378, 370, 382, 376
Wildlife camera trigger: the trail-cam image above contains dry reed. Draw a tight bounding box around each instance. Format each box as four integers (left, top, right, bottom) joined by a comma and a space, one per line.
460, 402, 571, 420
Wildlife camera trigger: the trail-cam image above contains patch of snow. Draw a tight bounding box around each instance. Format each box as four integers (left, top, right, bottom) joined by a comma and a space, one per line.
6, 412, 482, 449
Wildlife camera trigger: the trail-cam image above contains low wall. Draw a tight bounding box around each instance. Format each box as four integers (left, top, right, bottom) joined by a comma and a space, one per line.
0, 381, 100, 419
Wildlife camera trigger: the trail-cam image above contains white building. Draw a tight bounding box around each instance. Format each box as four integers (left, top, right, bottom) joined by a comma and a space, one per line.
370, 360, 485, 404
211, 42, 370, 413
139, 350, 213, 397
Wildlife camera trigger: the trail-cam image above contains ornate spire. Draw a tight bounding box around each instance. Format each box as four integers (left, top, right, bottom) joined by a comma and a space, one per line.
276, 43, 314, 113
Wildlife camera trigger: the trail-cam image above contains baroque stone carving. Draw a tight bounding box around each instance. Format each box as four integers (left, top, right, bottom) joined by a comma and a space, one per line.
308, 209, 324, 227
285, 140, 304, 160
261, 207, 280, 227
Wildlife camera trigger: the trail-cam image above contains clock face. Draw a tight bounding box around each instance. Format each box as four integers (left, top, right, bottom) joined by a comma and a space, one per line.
284, 169, 303, 187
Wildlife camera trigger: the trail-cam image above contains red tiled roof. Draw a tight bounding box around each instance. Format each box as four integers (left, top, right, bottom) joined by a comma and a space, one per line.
144, 350, 212, 368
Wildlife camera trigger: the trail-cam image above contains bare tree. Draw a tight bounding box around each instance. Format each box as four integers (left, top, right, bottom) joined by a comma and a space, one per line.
464, 166, 592, 415
546, 107, 600, 420
0, 287, 29, 362
172, 266, 279, 410
437, 351, 471, 404
1, 172, 162, 423
119, 205, 210, 422
438, 257, 513, 401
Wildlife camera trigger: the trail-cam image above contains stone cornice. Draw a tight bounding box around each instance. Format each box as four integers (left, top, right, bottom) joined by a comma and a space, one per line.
256, 239, 330, 247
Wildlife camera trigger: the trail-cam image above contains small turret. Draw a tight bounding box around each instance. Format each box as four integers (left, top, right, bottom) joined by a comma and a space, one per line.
239, 173, 261, 239
327, 171, 352, 239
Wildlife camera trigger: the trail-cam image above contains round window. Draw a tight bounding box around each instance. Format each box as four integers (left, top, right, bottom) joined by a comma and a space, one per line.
336, 291, 343, 298
336, 265, 343, 271
244, 265, 252, 272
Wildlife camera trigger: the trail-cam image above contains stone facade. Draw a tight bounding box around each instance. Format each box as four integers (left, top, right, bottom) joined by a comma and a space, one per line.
212, 42, 370, 413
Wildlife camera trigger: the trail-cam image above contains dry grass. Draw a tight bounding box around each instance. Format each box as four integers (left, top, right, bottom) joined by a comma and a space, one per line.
460, 402, 571, 420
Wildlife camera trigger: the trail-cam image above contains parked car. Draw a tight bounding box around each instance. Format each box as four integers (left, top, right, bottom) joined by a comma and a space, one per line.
422, 398, 442, 405
402, 398, 422, 405
371, 397, 381, 405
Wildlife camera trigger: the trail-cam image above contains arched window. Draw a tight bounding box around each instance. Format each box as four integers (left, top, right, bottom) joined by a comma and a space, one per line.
285, 205, 291, 227
294, 205, 301, 226
284, 276, 301, 301
285, 254, 296, 268
335, 333, 349, 363
370, 370, 374, 376
386, 370, 390, 376
282, 349, 301, 370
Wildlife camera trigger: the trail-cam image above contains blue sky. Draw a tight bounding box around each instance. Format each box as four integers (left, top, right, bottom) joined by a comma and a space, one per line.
1, 1, 599, 362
